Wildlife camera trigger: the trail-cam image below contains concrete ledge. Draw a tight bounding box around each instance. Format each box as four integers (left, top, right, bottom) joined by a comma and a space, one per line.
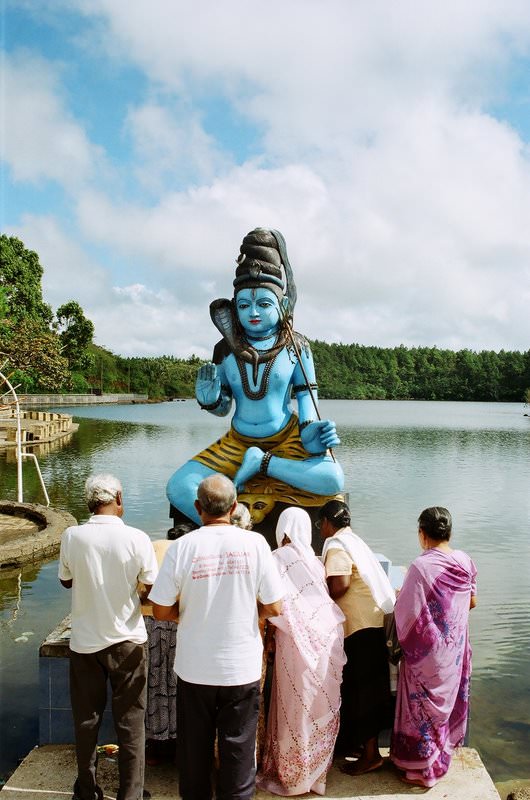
0, 502, 76, 569
0, 745, 501, 800
18, 394, 148, 406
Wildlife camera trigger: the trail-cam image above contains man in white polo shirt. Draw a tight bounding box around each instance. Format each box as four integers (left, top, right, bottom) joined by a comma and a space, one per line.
59, 474, 158, 800
149, 473, 283, 800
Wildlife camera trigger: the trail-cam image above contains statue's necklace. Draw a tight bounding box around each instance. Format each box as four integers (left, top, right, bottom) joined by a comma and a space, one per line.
246, 332, 276, 342
236, 334, 281, 400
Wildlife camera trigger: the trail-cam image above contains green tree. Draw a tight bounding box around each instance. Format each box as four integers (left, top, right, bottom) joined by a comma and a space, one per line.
85, 345, 120, 393
0, 235, 53, 326
498, 350, 527, 401
0, 286, 8, 327
0, 318, 70, 391
56, 300, 95, 372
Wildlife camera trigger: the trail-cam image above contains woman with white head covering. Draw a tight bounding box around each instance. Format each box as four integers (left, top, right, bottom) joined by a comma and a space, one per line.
257, 508, 345, 796
274, 505, 313, 550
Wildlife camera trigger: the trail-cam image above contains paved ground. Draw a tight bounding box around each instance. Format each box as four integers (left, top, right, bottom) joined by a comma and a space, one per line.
1, 745, 501, 800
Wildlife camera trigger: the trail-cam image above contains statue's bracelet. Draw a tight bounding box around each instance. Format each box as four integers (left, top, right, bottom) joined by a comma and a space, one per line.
260, 451, 273, 476
198, 395, 223, 411
299, 419, 315, 432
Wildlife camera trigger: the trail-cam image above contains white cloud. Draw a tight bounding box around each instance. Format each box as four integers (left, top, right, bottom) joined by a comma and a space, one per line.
5, 215, 215, 358
1, 51, 103, 189
72, 0, 530, 157
4, 1, 530, 354
72, 98, 530, 353
6, 215, 107, 308
126, 103, 231, 192
74, 163, 330, 294
92, 283, 212, 358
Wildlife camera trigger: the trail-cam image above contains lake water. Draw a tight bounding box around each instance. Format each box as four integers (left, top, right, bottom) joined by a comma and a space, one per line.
0, 400, 529, 783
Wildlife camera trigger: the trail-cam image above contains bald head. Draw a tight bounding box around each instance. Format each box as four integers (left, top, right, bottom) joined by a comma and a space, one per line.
196, 474, 237, 519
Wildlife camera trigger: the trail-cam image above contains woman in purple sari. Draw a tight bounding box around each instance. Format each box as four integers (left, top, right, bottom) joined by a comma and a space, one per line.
257, 507, 345, 796
391, 506, 477, 789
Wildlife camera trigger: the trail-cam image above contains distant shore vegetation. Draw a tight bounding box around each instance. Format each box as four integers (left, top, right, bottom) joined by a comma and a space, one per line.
1, 235, 529, 402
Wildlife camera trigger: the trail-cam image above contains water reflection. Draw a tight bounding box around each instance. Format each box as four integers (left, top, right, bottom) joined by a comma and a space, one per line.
333, 411, 530, 784
0, 558, 71, 777
0, 400, 529, 782
2, 433, 76, 463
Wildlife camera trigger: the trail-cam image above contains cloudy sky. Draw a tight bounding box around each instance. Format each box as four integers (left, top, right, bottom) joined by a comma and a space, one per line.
2, 1, 530, 358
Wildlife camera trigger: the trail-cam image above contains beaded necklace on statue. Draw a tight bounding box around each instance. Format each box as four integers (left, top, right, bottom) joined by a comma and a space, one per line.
236, 333, 282, 400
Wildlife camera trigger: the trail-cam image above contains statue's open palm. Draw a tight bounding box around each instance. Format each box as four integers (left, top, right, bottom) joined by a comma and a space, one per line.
196, 363, 221, 406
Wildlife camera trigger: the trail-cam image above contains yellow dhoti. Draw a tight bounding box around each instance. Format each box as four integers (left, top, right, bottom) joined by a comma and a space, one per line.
192, 414, 342, 523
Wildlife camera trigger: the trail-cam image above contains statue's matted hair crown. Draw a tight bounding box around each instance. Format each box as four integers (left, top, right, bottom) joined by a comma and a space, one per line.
233, 228, 284, 295
232, 227, 297, 316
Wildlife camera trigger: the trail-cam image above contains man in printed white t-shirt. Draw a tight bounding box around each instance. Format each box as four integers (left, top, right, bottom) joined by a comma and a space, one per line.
149, 473, 283, 800
59, 474, 158, 800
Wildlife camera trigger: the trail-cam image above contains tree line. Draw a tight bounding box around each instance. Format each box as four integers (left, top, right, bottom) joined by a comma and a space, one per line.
311, 340, 530, 402
1, 235, 529, 402
86, 347, 202, 398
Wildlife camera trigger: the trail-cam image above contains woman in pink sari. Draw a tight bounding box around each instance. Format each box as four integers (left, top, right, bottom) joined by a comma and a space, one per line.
391, 506, 477, 789
257, 507, 345, 796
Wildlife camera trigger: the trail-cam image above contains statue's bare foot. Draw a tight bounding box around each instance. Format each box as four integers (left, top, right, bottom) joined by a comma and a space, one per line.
234, 447, 265, 491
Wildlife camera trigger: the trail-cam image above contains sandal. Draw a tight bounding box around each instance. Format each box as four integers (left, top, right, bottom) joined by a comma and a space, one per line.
340, 758, 384, 776
399, 774, 430, 790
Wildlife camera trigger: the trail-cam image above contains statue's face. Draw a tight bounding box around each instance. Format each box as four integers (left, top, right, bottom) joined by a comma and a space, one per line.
235, 288, 281, 337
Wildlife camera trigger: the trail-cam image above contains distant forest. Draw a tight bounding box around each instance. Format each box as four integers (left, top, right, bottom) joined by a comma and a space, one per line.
87, 341, 530, 403
310, 341, 530, 402
2, 235, 529, 403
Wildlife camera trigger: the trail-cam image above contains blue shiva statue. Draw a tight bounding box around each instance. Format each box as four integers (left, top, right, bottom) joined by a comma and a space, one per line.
166, 228, 344, 526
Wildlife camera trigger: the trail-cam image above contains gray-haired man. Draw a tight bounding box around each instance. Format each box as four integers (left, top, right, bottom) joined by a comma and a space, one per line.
59, 474, 158, 800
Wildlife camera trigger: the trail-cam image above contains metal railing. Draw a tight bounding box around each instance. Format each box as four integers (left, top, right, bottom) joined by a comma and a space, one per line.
0, 366, 50, 506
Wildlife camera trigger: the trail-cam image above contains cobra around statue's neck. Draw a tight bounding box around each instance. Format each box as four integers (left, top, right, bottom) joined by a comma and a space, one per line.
209, 291, 289, 378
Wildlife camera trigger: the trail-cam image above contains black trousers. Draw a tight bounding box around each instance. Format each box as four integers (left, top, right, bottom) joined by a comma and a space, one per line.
176, 676, 260, 800
334, 627, 393, 755
69, 641, 147, 800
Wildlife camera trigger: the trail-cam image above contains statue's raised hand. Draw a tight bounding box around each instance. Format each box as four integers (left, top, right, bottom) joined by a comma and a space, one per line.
196, 363, 221, 407
300, 420, 340, 454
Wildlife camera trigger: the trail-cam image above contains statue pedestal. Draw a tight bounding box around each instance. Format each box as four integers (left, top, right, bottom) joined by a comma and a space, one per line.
169, 493, 348, 554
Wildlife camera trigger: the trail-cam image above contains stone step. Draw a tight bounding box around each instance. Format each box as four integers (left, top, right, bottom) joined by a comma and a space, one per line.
1, 744, 501, 800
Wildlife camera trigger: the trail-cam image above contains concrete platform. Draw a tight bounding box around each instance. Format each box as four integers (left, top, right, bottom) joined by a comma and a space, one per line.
1, 745, 501, 799
0, 502, 76, 568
